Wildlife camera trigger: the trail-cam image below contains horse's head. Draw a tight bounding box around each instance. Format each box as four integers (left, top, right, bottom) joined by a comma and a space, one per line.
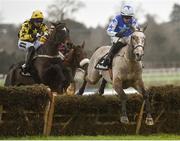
130, 26, 147, 61
65, 41, 89, 68
49, 22, 70, 46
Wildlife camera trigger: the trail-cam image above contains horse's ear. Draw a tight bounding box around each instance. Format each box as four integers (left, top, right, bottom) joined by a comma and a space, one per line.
51, 21, 63, 27
142, 24, 148, 32
130, 25, 136, 32
82, 41, 85, 48
50, 22, 56, 27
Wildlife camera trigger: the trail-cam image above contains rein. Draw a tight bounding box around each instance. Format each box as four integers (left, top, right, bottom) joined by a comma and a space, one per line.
33, 51, 64, 60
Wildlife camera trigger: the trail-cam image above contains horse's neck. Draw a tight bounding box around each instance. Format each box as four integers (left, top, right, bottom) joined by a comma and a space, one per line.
36, 39, 59, 55
65, 50, 73, 62
65, 49, 76, 67
124, 44, 135, 61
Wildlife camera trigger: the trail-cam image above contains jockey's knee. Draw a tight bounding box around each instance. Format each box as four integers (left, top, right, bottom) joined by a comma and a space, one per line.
34, 40, 43, 49
18, 40, 34, 51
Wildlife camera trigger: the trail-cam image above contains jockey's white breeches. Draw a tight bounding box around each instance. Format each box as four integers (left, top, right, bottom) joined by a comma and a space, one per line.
18, 39, 43, 51
111, 36, 130, 44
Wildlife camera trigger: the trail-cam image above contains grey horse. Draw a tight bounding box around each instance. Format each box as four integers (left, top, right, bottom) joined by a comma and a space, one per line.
77, 27, 154, 126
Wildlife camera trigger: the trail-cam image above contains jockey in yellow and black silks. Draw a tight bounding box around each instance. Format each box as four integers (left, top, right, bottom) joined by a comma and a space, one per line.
18, 10, 48, 75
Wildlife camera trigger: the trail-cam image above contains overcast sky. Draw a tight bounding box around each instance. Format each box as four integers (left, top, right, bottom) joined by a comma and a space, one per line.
0, 0, 180, 28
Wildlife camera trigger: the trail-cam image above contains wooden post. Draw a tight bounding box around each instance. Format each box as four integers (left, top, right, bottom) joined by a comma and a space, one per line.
43, 92, 57, 136
136, 100, 145, 134
43, 101, 51, 135
0, 105, 3, 123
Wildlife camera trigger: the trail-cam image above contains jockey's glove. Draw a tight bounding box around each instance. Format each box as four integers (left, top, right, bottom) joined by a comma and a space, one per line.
115, 32, 124, 38
36, 33, 41, 38
115, 27, 129, 38
31, 33, 37, 39
43, 32, 49, 37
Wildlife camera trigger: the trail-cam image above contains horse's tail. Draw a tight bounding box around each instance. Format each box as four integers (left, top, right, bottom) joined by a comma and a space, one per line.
4, 61, 25, 86
4, 64, 16, 86
80, 58, 90, 68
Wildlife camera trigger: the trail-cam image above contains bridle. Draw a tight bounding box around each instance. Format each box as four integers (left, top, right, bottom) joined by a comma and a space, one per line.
130, 31, 145, 51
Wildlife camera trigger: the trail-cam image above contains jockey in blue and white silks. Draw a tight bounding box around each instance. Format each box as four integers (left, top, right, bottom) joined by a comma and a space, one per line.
103, 4, 140, 68
107, 14, 139, 43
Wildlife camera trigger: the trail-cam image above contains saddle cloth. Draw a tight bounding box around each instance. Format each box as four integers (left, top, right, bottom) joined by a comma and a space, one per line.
95, 53, 109, 70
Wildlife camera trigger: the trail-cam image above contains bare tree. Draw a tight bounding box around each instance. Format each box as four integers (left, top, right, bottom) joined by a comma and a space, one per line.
46, 0, 85, 22
170, 3, 180, 22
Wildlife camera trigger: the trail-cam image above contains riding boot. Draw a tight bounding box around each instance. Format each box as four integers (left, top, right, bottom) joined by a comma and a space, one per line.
22, 46, 35, 74
103, 42, 126, 68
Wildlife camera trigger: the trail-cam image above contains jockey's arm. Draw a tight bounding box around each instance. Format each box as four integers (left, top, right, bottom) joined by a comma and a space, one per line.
19, 22, 35, 42
106, 17, 118, 37
41, 23, 49, 37
107, 16, 128, 38
38, 24, 49, 43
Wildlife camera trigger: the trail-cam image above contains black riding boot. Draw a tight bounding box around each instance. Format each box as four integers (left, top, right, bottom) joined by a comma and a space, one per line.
103, 42, 126, 68
22, 46, 35, 74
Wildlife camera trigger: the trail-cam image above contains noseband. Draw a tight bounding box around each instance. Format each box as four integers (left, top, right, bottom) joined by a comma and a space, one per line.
130, 32, 145, 51
133, 44, 144, 50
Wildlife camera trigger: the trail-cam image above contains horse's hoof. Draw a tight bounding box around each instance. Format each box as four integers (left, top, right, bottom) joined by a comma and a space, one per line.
66, 88, 75, 95
76, 92, 82, 96
145, 117, 154, 126
120, 116, 129, 124
97, 91, 103, 96
94, 91, 103, 96
66, 83, 76, 95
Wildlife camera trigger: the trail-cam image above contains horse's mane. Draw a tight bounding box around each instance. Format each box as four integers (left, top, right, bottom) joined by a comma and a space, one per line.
36, 22, 69, 56
94, 46, 101, 51
94, 45, 109, 51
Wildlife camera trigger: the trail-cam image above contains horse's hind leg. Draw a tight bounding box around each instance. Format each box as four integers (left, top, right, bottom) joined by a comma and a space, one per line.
133, 80, 154, 125
113, 78, 129, 124
77, 68, 101, 95
97, 78, 107, 95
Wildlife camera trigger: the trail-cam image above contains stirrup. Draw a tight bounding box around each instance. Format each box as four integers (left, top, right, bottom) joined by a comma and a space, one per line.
21, 66, 32, 76
21, 64, 26, 69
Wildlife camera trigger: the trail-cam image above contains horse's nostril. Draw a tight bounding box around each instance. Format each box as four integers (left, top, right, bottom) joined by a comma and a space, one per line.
136, 53, 140, 57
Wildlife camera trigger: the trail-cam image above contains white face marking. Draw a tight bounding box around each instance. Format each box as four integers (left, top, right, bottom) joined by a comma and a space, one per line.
131, 31, 145, 61
62, 27, 67, 31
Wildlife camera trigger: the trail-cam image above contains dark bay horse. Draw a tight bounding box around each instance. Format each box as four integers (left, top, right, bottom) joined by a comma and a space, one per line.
4, 23, 70, 93
61, 42, 89, 95
77, 27, 154, 125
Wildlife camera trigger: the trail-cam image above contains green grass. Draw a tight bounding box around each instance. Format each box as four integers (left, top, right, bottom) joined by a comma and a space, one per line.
0, 79, 4, 86
142, 72, 180, 86
1, 134, 180, 140
1, 71, 180, 87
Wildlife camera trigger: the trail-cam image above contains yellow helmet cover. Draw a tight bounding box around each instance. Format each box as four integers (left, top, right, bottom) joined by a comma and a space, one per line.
31, 10, 44, 19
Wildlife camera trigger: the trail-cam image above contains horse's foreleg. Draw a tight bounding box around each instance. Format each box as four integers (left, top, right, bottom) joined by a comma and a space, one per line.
113, 78, 129, 124
65, 67, 76, 95
133, 80, 154, 126
76, 79, 87, 95
76, 67, 87, 96
97, 78, 107, 95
